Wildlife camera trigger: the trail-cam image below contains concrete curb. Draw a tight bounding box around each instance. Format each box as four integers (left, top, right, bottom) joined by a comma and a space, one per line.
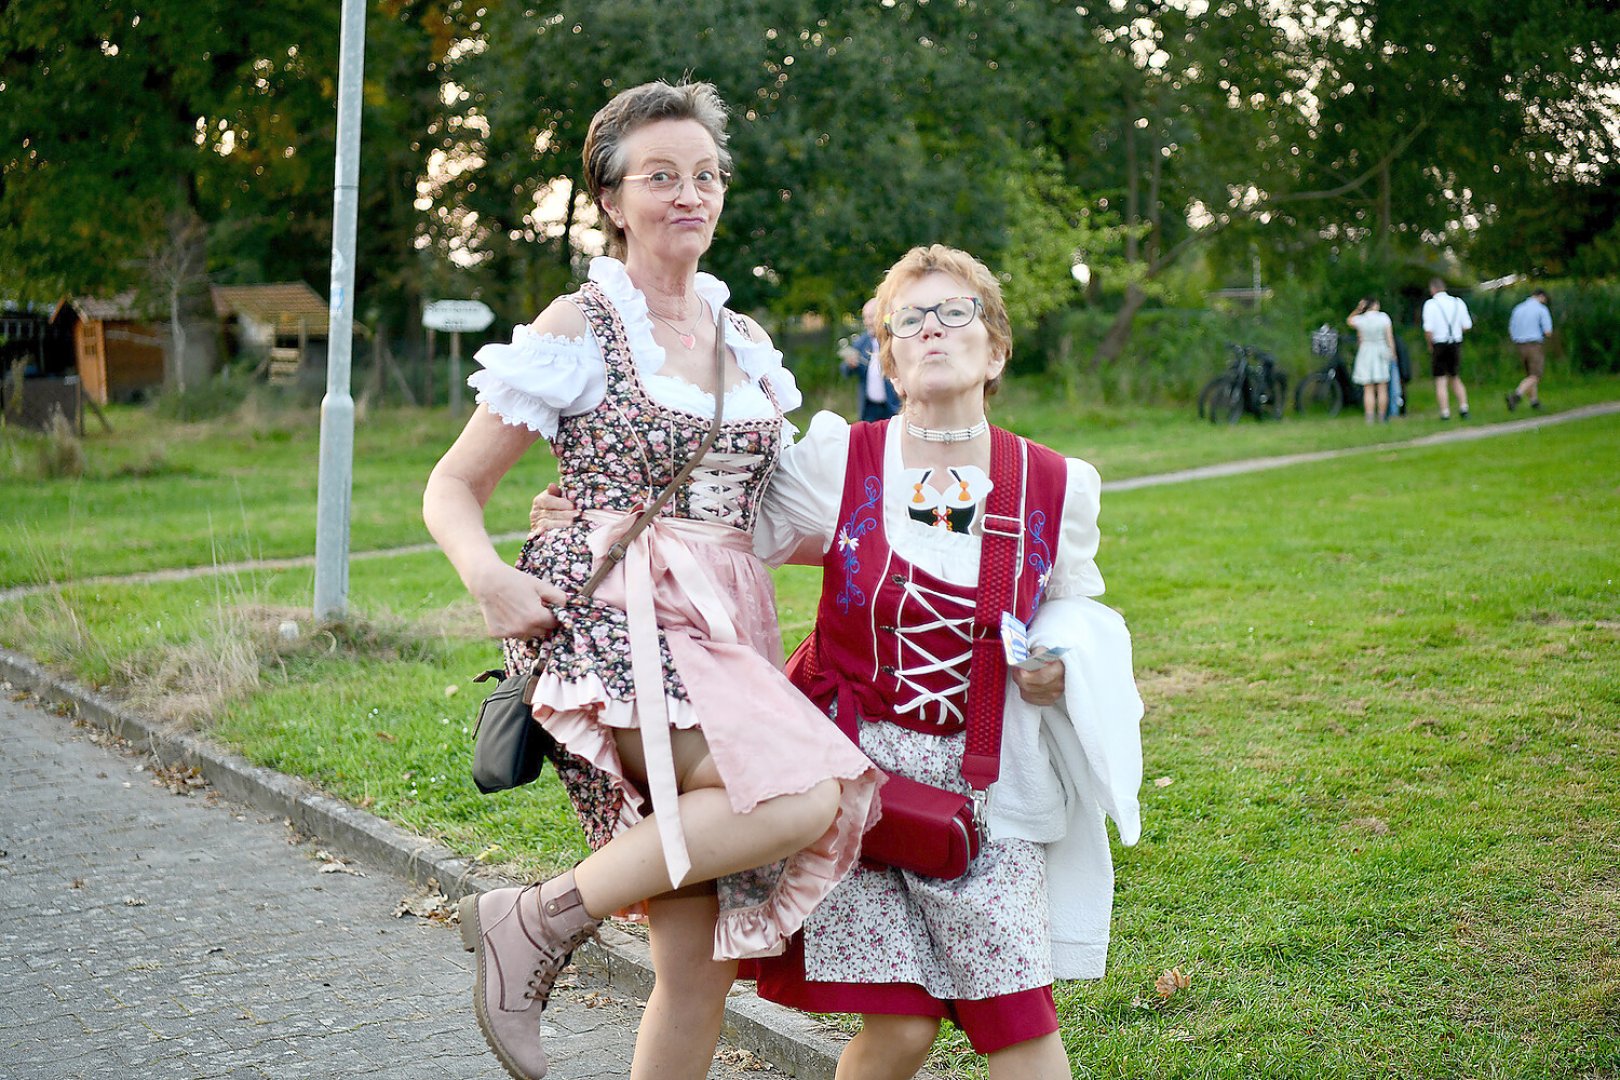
0, 648, 861, 1079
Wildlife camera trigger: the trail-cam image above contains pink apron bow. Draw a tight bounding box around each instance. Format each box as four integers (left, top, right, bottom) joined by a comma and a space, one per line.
583, 508, 749, 886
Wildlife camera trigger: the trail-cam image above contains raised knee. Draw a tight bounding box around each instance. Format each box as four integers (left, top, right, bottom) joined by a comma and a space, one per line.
804, 778, 843, 834
780, 779, 843, 849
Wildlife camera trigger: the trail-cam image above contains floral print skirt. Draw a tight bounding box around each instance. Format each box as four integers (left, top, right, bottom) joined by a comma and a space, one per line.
800, 721, 1053, 1000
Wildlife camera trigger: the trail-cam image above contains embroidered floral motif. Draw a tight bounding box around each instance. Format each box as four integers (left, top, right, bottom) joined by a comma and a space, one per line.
835, 475, 882, 613
1026, 508, 1054, 605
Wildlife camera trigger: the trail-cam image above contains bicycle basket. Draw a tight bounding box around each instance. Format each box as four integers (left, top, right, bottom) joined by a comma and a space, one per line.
1310, 324, 1339, 358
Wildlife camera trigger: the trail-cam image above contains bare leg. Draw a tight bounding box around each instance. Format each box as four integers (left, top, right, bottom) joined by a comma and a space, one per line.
1516, 373, 1539, 402
1434, 377, 1451, 417
1362, 384, 1377, 422
1451, 376, 1469, 414
986, 1031, 1071, 1080
573, 726, 843, 918
1375, 383, 1389, 420
836, 1014, 941, 1080
629, 889, 737, 1080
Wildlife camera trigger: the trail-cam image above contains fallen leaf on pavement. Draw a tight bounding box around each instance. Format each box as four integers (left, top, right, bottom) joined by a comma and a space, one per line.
314, 849, 364, 876
150, 761, 209, 796
394, 879, 454, 922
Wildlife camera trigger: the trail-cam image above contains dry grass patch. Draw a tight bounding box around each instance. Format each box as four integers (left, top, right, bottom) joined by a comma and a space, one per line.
1136, 665, 1219, 704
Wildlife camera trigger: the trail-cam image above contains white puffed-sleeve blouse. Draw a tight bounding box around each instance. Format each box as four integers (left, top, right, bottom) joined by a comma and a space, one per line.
466, 257, 802, 439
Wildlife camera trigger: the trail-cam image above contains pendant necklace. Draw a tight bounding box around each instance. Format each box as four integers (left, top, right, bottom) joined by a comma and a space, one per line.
649, 299, 706, 350
904, 418, 989, 444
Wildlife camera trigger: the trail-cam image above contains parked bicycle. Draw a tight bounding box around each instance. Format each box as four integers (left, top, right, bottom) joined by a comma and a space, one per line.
1294, 324, 1356, 417
1198, 343, 1287, 423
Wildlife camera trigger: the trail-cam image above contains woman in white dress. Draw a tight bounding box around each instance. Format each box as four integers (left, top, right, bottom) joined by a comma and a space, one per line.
1347, 296, 1397, 423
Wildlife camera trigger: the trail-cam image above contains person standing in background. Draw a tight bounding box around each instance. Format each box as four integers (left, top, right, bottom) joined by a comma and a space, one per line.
841, 297, 901, 420
1506, 289, 1552, 412
1422, 277, 1473, 421
1346, 296, 1396, 424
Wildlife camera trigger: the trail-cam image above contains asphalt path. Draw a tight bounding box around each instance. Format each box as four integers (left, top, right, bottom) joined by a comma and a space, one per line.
0, 690, 767, 1079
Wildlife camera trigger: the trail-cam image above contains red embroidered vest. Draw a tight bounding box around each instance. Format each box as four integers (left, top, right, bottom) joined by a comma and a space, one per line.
798, 420, 1069, 736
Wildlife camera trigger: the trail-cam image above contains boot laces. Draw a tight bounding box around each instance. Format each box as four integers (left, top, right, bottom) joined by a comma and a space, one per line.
522, 927, 598, 1006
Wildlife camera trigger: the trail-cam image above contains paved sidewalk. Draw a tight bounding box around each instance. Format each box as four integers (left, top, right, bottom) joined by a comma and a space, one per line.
0, 693, 767, 1080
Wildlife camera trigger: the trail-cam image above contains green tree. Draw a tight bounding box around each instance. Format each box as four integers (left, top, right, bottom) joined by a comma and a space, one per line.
1284, 1, 1620, 272
437, 1, 1118, 324
0, 2, 340, 386
0, 1, 454, 384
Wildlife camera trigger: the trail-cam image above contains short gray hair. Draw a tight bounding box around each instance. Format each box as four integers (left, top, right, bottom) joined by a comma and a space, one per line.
583, 81, 733, 258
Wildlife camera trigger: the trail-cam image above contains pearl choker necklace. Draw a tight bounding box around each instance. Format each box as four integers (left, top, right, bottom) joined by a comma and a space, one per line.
904, 418, 989, 443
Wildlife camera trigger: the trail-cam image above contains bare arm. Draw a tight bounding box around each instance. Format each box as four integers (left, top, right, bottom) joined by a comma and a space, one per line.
424, 406, 567, 639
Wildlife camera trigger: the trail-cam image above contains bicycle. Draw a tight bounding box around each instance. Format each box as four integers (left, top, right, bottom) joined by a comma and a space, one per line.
1198, 343, 1287, 423
1293, 326, 1355, 418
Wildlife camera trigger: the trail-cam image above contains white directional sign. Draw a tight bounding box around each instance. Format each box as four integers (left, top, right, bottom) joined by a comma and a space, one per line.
422, 299, 496, 333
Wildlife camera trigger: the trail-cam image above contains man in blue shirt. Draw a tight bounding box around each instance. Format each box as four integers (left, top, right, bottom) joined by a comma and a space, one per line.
839, 298, 900, 420
1506, 289, 1553, 411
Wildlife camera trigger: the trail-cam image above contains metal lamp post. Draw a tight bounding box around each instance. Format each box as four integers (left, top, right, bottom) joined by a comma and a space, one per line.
313, 0, 366, 622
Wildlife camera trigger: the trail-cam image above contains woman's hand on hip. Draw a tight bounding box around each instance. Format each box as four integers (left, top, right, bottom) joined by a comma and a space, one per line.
1010, 656, 1065, 707
469, 562, 567, 639
530, 482, 580, 533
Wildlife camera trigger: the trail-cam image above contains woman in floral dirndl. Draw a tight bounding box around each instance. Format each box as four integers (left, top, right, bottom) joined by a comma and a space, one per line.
422, 81, 880, 1080
746, 246, 1145, 1078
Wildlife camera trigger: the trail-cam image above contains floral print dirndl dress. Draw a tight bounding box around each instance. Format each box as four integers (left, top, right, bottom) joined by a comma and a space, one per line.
468, 258, 881, 960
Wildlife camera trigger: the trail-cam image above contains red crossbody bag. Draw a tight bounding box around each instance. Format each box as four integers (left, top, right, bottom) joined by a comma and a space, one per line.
784, 426, 1024, 879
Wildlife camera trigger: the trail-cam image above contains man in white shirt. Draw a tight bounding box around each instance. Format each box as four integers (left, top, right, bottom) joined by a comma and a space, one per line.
1421, 277, 1473, 420
1506, 289, 1553, 411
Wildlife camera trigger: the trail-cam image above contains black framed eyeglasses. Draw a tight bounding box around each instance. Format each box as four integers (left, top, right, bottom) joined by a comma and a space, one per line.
617, 168, 730, 199
885, 297, 982, 338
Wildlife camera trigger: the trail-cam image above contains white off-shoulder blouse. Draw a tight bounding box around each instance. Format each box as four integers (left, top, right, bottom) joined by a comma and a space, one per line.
466, 257, 803, 439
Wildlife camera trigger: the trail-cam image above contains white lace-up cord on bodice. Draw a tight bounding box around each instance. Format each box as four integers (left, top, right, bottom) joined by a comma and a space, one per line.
887, 575, 977, 727
687, 452, 764, 527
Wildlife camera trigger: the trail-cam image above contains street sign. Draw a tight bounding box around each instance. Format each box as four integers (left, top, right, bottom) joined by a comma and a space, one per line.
422, 299, 495, 333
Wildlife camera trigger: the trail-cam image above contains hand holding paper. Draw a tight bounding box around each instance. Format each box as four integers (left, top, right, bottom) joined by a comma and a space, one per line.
1001, 611, 1068, 671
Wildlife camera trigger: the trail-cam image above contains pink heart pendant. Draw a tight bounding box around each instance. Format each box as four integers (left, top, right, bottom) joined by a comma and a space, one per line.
678, 333, 697, 349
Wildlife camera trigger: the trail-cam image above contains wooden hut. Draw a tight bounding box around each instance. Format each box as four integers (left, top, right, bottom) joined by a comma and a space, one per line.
211, 282, 341, 385
50, 293, 166, 404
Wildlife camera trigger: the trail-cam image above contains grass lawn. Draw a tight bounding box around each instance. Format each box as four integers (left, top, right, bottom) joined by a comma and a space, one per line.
2, 394, 1617, 1077
3, 373, 1616, 588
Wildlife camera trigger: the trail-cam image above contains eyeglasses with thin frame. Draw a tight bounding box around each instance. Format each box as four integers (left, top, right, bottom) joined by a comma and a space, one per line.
617, 168, 730, 199
885, 297, 983, 338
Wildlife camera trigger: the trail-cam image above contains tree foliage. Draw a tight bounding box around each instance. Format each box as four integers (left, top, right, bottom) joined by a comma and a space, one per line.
4, 0, 1618, 379
0, 1, 453, 378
